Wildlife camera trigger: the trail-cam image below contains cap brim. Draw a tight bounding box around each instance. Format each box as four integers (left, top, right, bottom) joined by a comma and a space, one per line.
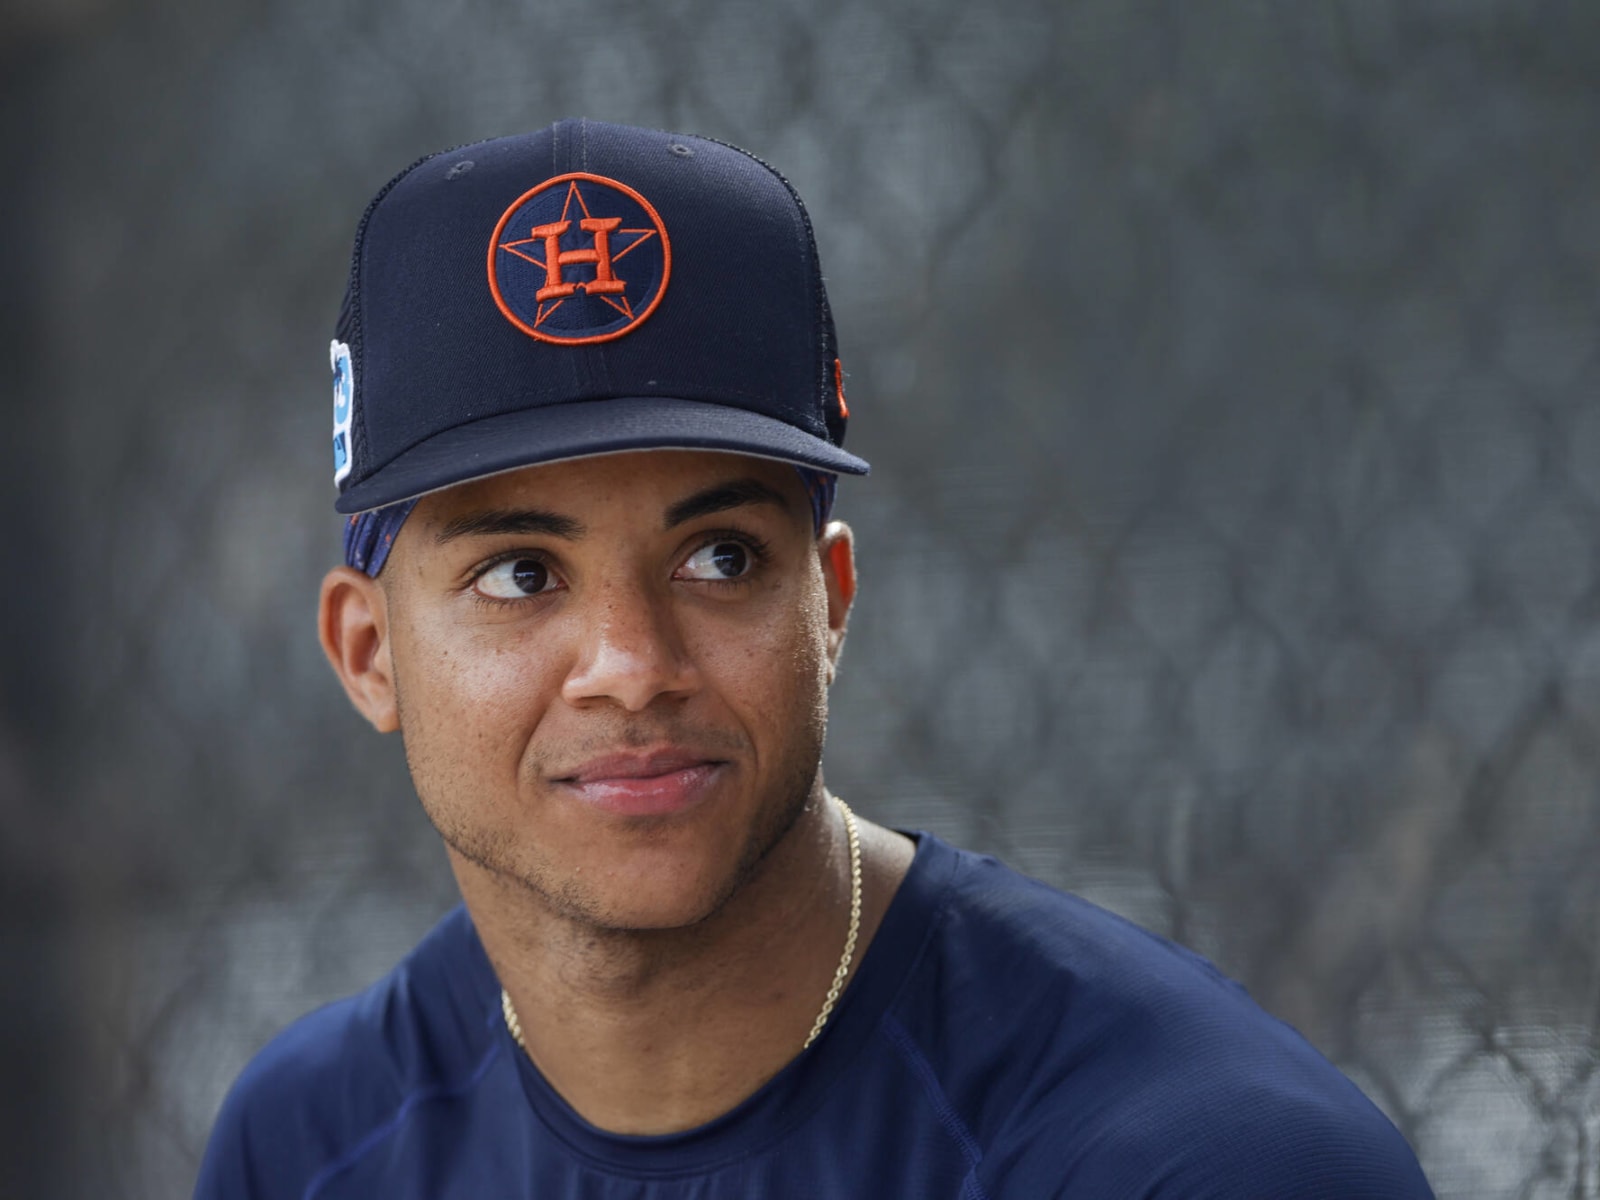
334, 396, 870, 514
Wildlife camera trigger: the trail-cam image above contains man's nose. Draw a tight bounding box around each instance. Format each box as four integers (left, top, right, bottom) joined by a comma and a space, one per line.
560, 581, 699, 712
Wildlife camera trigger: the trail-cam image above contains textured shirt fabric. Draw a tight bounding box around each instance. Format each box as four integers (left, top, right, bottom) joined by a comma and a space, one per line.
195, 834, 1434, 1198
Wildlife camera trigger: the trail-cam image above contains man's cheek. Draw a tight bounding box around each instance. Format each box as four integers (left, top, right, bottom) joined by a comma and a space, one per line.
416, 622, 555, 707
401, 653, 543, 779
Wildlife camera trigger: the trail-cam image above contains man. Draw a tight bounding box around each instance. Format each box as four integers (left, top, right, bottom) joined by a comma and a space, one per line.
196, 119, 1433, 1197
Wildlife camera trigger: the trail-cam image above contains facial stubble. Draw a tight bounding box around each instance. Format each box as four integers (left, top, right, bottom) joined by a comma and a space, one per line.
392, 656, 830, 937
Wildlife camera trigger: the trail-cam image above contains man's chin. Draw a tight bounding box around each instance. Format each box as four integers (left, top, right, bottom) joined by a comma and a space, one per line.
566, 895, 732, 935
446, 833, 752, 933
436, 758, 818, 933
545, 849, 768, 933
578, 772, 816, 933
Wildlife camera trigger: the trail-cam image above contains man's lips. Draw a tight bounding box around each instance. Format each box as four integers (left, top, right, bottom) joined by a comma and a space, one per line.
555, 749, 728, 816
559, 749, 724, 784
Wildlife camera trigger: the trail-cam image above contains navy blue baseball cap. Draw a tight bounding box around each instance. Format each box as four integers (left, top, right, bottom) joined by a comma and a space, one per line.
329, 118, 868, 515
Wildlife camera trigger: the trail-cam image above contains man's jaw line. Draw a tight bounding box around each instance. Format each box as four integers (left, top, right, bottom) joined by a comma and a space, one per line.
442, 772, 827, 1006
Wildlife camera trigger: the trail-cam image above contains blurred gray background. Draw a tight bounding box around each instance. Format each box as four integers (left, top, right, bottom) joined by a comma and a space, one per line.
3, 0, 1599, 1196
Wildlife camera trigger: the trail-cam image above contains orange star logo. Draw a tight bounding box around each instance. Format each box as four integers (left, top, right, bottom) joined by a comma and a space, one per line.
488, 173, 671, 345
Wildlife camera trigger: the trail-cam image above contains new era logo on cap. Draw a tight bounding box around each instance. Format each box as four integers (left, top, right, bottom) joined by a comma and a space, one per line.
329, 119, 866, 515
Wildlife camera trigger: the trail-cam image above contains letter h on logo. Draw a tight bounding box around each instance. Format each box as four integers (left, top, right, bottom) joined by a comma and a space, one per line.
531, 217, 627, 302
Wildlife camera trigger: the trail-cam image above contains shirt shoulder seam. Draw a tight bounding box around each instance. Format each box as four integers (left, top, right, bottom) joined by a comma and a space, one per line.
880, 1010, 990, 1199
300, 1035, 505, 1200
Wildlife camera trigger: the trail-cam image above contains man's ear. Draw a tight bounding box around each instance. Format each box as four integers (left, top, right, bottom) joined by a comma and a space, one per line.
318, 566, 399, 733
817, 520, 856, 679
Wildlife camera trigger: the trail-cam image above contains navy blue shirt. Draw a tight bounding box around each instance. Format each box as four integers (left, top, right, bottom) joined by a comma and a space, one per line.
196, 835, 1433, 1198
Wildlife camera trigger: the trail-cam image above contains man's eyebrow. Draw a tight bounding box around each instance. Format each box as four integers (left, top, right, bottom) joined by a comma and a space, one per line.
433, 508, 586, 543
664, 479, 795, 530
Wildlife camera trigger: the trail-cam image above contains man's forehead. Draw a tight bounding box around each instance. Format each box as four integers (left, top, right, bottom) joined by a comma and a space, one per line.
412, 450, 806, 524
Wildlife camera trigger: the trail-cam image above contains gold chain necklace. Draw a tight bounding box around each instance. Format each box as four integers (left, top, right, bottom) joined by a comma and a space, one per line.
501, 794, 863, 1056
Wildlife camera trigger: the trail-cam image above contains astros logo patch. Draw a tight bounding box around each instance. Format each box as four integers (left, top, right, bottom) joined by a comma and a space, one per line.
488, 173, 670, 345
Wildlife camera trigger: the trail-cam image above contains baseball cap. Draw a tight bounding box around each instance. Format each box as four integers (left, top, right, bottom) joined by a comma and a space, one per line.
329, 118, 868, 516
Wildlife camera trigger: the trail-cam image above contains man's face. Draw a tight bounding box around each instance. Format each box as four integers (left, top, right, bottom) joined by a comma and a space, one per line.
370, 450, 851, 931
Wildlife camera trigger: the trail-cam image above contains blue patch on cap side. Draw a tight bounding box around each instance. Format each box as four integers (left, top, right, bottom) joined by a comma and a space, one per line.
488, 173, 671, 345
331, 339, 354, 484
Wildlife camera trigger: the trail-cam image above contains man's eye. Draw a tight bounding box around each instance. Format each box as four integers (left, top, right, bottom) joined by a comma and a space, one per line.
679, 541, 752, 581
475, 558, 559, 599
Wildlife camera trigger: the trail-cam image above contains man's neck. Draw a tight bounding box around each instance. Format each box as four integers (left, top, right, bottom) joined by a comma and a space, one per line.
458, 794, 915, 1135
